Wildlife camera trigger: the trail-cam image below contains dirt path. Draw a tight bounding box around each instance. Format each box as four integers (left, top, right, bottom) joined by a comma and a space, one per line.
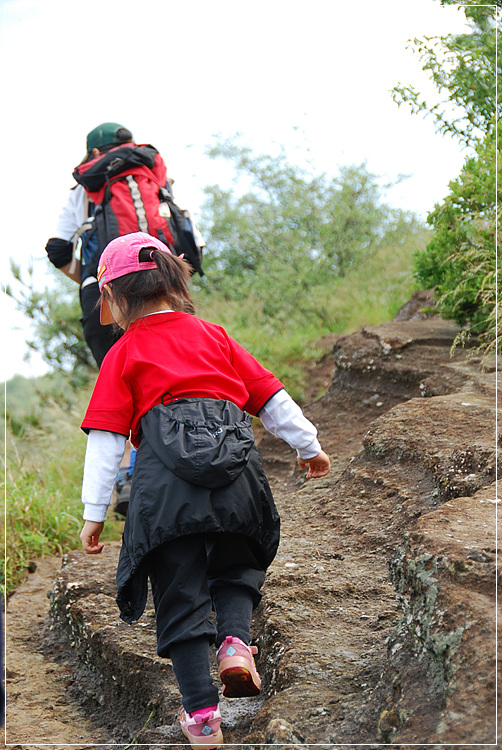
4, 556, 114, 748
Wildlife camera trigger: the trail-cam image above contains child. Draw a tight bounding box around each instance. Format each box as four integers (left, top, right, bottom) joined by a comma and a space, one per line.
79, 231, 330, 749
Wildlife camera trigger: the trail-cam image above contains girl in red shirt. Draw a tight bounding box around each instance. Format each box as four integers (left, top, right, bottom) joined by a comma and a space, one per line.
80, 232, 330, 749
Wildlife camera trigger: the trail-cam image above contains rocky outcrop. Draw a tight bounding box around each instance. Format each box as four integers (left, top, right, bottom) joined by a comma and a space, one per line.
47, 547, 179, 728
382, 483, 498, 745
46, 310, 499, 747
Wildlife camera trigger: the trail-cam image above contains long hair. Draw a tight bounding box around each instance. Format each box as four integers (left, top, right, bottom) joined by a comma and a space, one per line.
102, 247, 195, 329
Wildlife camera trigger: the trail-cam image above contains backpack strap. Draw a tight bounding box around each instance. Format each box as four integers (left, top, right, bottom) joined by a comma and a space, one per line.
159, 188, 204, 276
72, 192, 95, 279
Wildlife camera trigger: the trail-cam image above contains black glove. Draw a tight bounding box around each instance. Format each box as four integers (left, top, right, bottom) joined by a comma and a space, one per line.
45, 238, 73, 268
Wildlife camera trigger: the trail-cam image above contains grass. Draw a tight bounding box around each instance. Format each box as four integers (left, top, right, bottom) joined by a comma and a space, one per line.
2, 383, 124, 597
195, 229, 428, 400
313, 231, 429, 331
2, 226, 429, 597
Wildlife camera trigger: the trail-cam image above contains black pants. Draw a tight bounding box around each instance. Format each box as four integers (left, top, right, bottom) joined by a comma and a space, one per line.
79, 280, 120, 368
147, 533, 266, 712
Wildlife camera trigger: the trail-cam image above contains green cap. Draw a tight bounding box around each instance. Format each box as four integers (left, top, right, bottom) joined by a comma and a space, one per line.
86, 122, 133, 152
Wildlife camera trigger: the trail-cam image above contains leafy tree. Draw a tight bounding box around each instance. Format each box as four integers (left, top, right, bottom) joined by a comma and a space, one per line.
392, 1, 501, 147
415, 120, 500, 356
199, 139, 422, 326
394, 1, 500, 357
5, 263, 96, 384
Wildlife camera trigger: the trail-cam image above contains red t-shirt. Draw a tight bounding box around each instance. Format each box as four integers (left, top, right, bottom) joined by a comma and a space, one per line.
81, 311, 284, 447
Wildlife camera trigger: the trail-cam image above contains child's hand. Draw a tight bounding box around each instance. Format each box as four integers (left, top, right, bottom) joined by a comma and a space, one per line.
298, 450, 331, 479
80, 520, 105, 554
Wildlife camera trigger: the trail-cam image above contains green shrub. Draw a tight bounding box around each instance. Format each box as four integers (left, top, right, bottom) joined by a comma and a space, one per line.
414, 122, 500, 358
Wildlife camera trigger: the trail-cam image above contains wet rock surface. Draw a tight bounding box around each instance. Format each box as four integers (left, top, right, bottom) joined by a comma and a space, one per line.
5, 304, 499, 748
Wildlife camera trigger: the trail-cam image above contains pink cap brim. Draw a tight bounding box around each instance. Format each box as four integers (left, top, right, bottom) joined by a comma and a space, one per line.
100, 294, 114, 325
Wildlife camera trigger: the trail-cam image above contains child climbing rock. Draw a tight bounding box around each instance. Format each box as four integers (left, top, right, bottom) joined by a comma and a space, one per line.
79, 231, 330, 748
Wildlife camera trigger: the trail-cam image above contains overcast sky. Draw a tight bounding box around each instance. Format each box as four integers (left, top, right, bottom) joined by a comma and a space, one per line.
0, 0, 473, 382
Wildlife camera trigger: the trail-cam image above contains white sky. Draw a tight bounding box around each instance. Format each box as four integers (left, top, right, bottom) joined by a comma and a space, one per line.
0, 0, 474, 382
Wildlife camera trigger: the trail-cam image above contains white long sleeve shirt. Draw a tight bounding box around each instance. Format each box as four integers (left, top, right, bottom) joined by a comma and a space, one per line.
54, 185, 87, 241
82, 389, 321, 522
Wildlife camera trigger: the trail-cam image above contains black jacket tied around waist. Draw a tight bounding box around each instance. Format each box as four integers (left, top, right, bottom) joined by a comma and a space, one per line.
116, 398, 280, 623
141, 398, 256, 488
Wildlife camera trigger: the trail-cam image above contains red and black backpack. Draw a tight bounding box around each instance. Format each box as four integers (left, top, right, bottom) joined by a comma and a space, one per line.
73, 143, 204, 276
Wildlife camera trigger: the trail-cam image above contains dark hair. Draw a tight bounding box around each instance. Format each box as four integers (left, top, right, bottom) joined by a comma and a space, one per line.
103, 248, 195, 329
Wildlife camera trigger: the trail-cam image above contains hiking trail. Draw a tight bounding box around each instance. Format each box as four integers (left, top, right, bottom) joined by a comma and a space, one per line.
5, 296, 499, 748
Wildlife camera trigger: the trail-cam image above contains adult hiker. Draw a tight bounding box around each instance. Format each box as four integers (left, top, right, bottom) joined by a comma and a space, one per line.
78, 231, 330, 749
45, 121, 203, 369
45, 123, 204, 516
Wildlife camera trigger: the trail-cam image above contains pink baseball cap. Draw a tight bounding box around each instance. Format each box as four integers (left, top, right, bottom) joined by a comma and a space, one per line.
97, 232, 172, 324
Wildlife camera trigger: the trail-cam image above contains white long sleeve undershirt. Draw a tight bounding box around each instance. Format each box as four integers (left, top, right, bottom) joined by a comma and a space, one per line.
258, 388, 321, 459
81, 389, 322, 522
82, 431, 126, 522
